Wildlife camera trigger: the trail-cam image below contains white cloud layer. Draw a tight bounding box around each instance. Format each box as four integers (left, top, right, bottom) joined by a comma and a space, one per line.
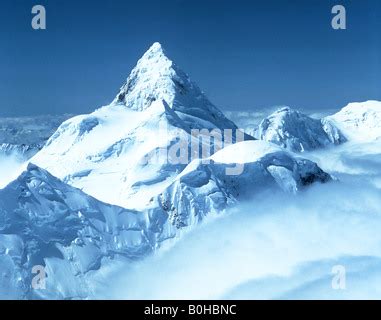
93, 140, 381, 300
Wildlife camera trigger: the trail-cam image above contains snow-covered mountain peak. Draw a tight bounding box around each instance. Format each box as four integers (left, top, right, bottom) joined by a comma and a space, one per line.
130, 42, 172, 79
112, 42, 188, 111
111, 42, 237, 130
255, 107, 345, 152
324, 100, 381, 141
28, 43, 243, 209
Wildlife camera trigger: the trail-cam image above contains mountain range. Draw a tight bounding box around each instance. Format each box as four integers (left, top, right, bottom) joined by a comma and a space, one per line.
0, 42, 380, 299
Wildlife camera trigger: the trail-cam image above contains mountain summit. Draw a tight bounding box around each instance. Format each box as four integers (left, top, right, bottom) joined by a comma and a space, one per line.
29, 42, 241, 208
113, 42, 175, 110
112, 42, 236, 129
255, 107, 346, 152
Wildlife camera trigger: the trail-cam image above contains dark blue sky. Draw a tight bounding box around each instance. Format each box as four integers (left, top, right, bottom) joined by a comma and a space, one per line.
0, 0, 380, 116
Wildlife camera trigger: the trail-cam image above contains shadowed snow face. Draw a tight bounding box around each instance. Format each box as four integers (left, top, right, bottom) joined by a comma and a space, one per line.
94, 140, 381, 300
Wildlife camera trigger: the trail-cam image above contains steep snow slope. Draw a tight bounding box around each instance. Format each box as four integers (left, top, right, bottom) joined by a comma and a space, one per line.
30, 43, 247, 209
0, 163, 161, 299
255, 107, 346, 152
324, 101, 381, 142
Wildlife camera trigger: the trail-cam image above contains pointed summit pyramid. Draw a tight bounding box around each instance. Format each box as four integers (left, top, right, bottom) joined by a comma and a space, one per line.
113, 42, 174, 109
112, 42, 237, 130
29, 42, 244, 208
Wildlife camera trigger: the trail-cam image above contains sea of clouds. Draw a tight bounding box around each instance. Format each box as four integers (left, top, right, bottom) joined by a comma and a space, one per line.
93, 140, 381, 300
